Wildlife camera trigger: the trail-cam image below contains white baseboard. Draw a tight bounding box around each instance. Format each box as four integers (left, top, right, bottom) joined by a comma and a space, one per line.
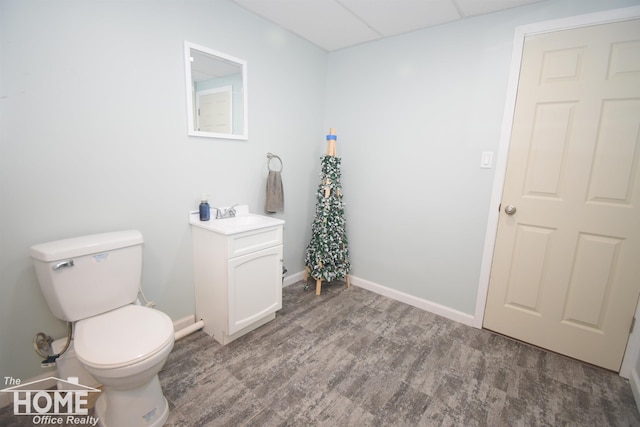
283, 270, 306, 287
173, 314, 195, 332
349, 275, 476, 327
286, 270, 476, 327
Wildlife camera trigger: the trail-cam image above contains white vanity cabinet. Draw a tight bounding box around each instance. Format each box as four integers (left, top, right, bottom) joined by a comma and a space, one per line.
191, 216, 284, 345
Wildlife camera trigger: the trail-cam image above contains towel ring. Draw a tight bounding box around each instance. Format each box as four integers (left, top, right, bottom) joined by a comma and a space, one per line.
267, 153, 283, 172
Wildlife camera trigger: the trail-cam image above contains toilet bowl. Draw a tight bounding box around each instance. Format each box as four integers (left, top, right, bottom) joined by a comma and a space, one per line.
30, 230, 175, 427
74, 305, 174, 426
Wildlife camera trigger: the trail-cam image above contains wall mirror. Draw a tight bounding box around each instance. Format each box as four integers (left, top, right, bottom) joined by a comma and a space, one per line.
184, 41, 248, 140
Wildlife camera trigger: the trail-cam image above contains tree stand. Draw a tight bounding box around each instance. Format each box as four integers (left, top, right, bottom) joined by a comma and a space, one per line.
304, 129, 351, 295
304, 267, 351, 295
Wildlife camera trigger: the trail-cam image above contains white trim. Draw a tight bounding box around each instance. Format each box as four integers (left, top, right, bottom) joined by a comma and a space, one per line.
621, 296, 640, 379
283, 269, 306, 288
184, 41, 248, 140
475, 4, 640, 349
173, 314, 195, 333
350, 275, 476, 327
286, 270, 474, 325
631, 367, 640, 413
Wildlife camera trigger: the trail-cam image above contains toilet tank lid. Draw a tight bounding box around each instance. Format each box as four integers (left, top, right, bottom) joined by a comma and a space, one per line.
30, 230, 144, 262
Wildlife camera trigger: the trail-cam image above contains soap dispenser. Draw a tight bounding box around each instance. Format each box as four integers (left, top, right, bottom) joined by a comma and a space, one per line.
199, 195, 210, 221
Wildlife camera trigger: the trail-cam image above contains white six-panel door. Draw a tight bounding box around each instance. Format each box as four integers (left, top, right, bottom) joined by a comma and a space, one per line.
196, 86, 232, 133
483, 18, 640, 371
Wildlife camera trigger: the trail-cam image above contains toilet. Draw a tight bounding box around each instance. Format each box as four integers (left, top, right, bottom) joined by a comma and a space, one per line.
30, 230, 174, 427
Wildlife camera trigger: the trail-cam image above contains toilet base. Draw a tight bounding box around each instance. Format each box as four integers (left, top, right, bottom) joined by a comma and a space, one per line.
95, 375, 169, 427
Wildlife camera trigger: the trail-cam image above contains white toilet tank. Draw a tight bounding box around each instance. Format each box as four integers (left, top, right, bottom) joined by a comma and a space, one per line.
30, 230, 144, 322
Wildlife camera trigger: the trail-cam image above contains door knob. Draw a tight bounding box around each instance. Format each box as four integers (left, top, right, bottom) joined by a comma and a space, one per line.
504, 205, 517, 215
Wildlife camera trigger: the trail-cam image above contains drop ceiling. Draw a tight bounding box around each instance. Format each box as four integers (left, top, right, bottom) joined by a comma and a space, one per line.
233, 0, 547, 51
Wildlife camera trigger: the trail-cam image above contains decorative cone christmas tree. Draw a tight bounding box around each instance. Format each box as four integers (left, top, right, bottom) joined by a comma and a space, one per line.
305, 129, 351, 295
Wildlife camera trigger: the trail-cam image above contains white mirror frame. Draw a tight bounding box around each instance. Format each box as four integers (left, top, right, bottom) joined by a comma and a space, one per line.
184, 41, 248, 140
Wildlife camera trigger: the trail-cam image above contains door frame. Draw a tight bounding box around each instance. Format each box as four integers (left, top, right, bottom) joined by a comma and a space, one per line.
474, 5, 640, 372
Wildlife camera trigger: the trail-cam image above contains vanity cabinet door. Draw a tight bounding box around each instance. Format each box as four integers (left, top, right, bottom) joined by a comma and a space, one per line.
227, 245, 283, 334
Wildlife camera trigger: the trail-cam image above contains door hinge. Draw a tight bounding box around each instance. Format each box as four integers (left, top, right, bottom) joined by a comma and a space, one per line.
630, 316, 636, 334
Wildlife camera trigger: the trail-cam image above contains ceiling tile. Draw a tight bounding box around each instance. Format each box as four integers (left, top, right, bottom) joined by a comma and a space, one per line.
453, 0, 544, 17
235, 0, 381, 51
233, 0, 548, 51
341, 0, 461, 36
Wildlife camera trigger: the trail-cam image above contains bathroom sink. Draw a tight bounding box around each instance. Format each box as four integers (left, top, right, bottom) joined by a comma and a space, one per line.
189, 209, 284, 235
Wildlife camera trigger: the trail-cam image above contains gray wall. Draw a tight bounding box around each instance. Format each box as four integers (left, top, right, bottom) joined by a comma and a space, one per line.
0, 0, 326, 382
325, 0, 640, 314
2, 0, 639, 385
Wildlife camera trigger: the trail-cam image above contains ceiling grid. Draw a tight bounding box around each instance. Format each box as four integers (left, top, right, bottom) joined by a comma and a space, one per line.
233, 0, 547, 51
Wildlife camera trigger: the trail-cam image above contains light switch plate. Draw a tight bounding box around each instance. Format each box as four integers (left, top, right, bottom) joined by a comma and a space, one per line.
480, 151, 493, 169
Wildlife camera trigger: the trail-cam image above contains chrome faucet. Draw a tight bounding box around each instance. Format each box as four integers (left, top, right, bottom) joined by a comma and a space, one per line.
212, 204, 238, 219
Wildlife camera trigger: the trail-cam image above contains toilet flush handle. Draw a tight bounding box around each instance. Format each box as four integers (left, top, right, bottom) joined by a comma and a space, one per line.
52, 260, 74, 270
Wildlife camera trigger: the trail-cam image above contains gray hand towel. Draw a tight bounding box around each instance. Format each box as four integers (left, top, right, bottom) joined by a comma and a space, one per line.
265, 170, 284, 213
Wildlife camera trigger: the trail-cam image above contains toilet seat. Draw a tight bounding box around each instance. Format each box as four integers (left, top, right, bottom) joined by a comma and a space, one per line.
74, 305, 174, 370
